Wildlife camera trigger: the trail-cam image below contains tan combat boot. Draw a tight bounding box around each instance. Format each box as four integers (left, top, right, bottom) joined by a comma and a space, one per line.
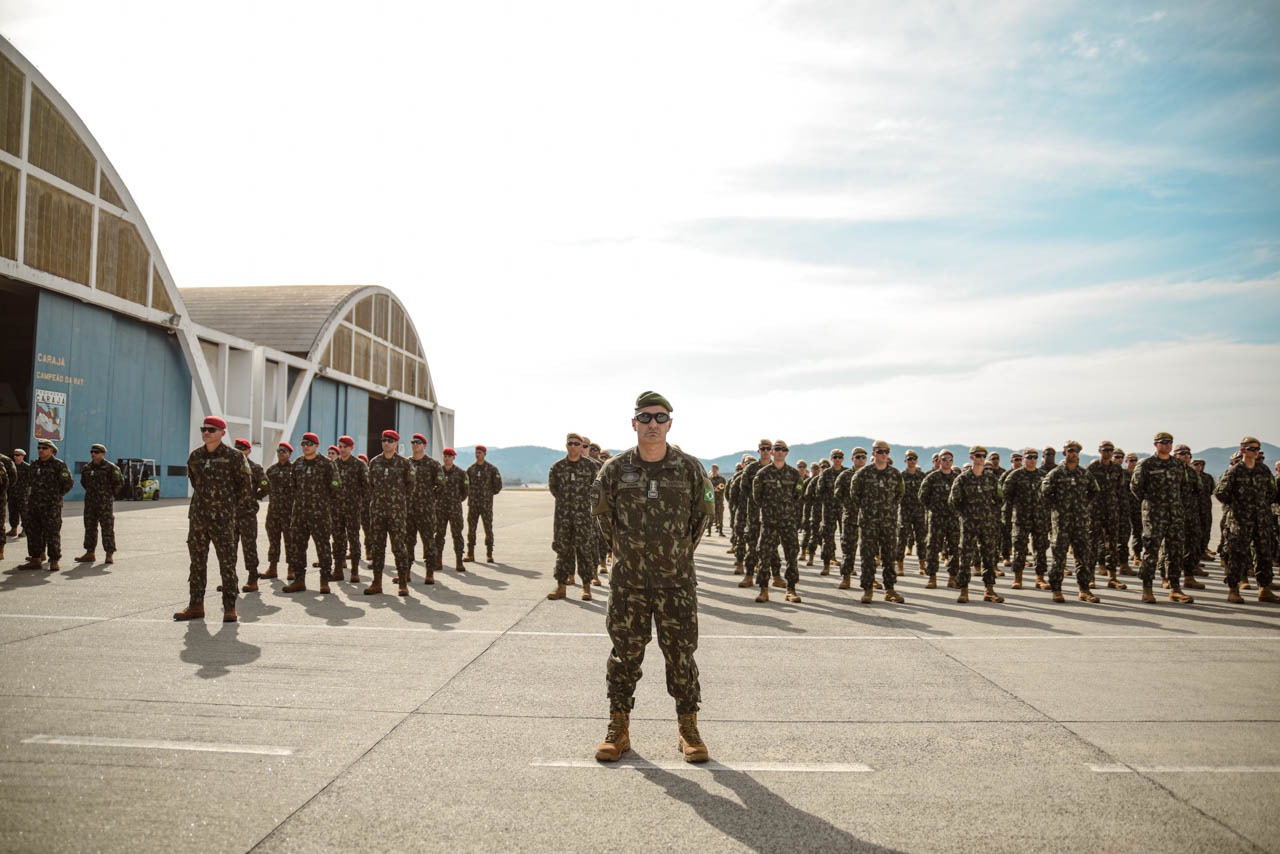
806, 554, 814, 567
737, 576, 754, 588
362, 570, 383, 596
1140, 581, 1156, 603
172, 604, 204, 621
48, 559, 59, 571
1259, 585, 1280, 604
283, 576, 307, 593
678, 713, 710, 763
398, 571, 410, 597
734, 561, 744, 575
463, 550, 475, 563
894, 560, 904, 575
486, 551, 494, 563
223, 609, 237, 623
1035, 574, 1049, 590
455, 558, 466, 572
784, 588, 802, 603
1012, 570, 1023, 589
595, 712, 630, 762
983, 585, 1004, 604
885, 588, 904, 604
242, 580, 258, 593
956, 587, 969, 604
1226, 585, 1244, 604
838, 576, 851, 590
261, 562, 278, 579
820, 561, 831, 576
924, 575, 937, 589
1078, 589, 1101, 604
1169, 585, 1194, 604
1182, 575, 1205, 590
1051, 589, 1066, 603
547, 584, 567, 600
755, 587, 769, 603
74, 551, 95, 563
581, 583, 592, 601
860, 588, 873, 604
424, 569, 435, 586
104, 552, 114, 564
771, 576, 786, 589
1106, 571, 1127, 590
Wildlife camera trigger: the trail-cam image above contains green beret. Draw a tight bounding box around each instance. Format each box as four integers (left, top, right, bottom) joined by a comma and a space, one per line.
634, 390, 672, 412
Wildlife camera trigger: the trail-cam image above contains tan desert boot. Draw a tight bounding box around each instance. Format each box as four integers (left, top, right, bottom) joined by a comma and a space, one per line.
547, 584, 567, 600
173, 604, 204, 621
74, 552, 95, 563
983, 585, 1004, 603
595, 712, 630, 762
1140, 581, 1156, 603
678, 713, 710, 763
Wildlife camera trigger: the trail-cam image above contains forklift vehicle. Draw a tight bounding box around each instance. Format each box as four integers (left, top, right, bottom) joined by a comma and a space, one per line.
118, 458, 160, 500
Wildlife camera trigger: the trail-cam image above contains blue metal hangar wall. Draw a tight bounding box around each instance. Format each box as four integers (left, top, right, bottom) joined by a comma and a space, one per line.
0, 37, 454, 500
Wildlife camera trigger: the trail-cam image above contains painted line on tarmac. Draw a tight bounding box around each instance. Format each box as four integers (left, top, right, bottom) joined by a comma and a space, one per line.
532, 759, 874, 773
23, 734, 293, 756
1090, 763, 1280, 774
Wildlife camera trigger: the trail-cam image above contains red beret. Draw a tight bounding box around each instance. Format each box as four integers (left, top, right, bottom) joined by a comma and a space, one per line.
327, 445, 339, 453
338, 435, 354, 447
203, 416, 227, 430
475, 444, 487, 452
301, 432, 320, 444
277, 442, 293, 452
412, 433, 427, 444
382, 429, 400, 441
443, 447, 456, 456
234, 438, 251, 450
357, 453, 369, 462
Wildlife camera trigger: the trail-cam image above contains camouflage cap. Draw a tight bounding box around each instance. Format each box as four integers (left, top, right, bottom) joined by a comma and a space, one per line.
937, 449, 954, 459
796, 460, 807, 467
1043, 446, 1055, 453
12, 448, 26, 456
1173, 443, 1191, 454
1097, 440, 1115, 451
830, 448, 844, 457
1113, 447, 1124, 456
566, 432, 584, 443
931, 452, 940, 460
1010, 451, 1023, 460
988, 452, 1000, 460
1193, 458, 1205, 466
773, 440, 789, 451
1063, 440, 1082, 452
905, 450, 918, 460
818, 459, 831, 468
37, 439, 57, 452
969, 445, 987, 456
90, 443, 106, 453
1023, 447, 1038, 456
1153, 431, 1173, 442
741, 453, 754, 463
635, 390, 672, 411
851, 447, 868, 456
872, 439, 890, 451
758, 438, 773, 448
1240, 435, 1261, 447
1124, 451, 1138, 461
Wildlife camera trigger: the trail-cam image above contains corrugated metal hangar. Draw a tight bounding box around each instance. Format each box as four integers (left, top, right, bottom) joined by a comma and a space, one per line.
0, 37, 454, 500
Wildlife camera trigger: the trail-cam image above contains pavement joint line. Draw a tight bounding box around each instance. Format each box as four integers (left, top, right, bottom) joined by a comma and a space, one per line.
1, 614, 1277, 642
530, 759, 875, 773
22, 734, 293, 756
1089, 763, 1280, 774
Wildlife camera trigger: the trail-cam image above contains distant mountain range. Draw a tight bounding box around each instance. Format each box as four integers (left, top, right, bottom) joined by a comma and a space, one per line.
450, 439, 1278, 485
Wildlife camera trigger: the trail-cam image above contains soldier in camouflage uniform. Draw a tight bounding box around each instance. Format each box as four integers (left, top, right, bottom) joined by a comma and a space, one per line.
230, 438, 270, 591
282, 432, 340, 594
1040, 447, 1057, 476
363, 429, 416, 596
1086, 441, 1128, 591
357, 453, 372, 560
895, 450, 926, 573
464, 445, 502, 562
1112, 448, 1133, 572
851, 440, 905, 603
733, 441, 771, 584
1004, 448, 1048, 589
1172, 444, 1206, 591
1042, 440, 1101, 603
0, 449, 14, 558
815, 449, 845, 576
750, 440, 804, 603
706, 464, 727, 536
948, 446, 1004, 603
73, 443, 123, 565
1123, 451, 1142, 571
437, 448, 469, 571
920, 450, 960, 588
548, 433, 598, 600
1193, 459, 1214, 561
407, 433, 444, 583
1130, 432, 1195, 604
998, 452, 1022, 568
1215, 437, 1278, 603
262, 442, 294, 579
18, 440, 74, 571
7, 448, 30, 538
728, 456, 752, 567
332, 436, 369, 580
591, 391, 713, 764
174, 418, 251, 621
833, 448, 868, 589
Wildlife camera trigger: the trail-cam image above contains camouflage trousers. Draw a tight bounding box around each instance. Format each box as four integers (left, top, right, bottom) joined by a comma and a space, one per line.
1181, 515, 1202, 579
235, 509, 260, 580
1090, 505, 1121, 573
741, 515, 763, 573
999, 507, 1013, 561
187, 513, 237, 610
606, 585, 700, 715
25, 502, 63, 561
820, 517, 839, 565
1198, 501, 1213, 557
553, 518, 595, 586
407, 502, 439, 571
860, 515, 897, 591
7, 489, 23, 530
265, 507, 290, 564
755, 520, 799, 588
1049, 516, 1093, 592
1140, 513, 1183, 584
288, 509, 332, 581
436, 501, 465, 564
1116, 501, 1132, 564
895, 505, 925, 562
839, 517, 861, 579
1221, 520, 1274, 588
1128, 502, 1144, 564
957, 515, 998, 589
466, 501, 495, 553
331, 502, 363, 563
924, 511, 959, 578
82, 497, 116, 552
368, 507, 411, 578
730, 505, 748, 557
1011, 510, 1049, 575
708, 497, 724, 534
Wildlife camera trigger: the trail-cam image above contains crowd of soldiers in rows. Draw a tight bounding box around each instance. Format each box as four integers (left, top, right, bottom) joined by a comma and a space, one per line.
708, 434, 1278, 606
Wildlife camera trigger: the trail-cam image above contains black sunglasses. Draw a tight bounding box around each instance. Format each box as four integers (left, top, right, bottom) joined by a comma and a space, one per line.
200, 426, 219, 433
634, 412, 670, 424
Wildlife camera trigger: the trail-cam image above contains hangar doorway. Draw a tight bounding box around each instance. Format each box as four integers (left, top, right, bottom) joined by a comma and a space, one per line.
0, 276, 36, 454
366, 395, 397, 458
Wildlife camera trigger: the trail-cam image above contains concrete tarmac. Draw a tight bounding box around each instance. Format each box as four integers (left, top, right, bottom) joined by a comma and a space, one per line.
1, 491, 1277, 853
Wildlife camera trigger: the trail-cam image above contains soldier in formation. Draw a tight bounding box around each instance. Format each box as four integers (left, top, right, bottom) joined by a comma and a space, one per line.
851, 440, 905, 603
6, 448, 29, 538
1215, 437, 1278, 604
707, 464, 726, 536
233, 438, 270, 591
282, 432, 339, 593
465, 445, 502, 563
547, 432, 598, 601
750, 440, 803, 603
1041, 440, 1100, 603
332, 436, 369, 580
948, 446, 1004, 603
1004, 448, 1048, 589
408, 433, 444, 582
364, 429, 415, 596
262, 442, 294, 579
895, 450, 925, 574
833, 447, 867, 589
438, 448, 469, 571
919, 450, 959, 589
1130, 432, 1196, 604
74, 443, 123, 565
19, 439, 73, 571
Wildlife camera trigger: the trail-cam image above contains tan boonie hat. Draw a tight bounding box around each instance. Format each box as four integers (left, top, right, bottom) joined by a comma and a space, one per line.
1063, 440, 1082, 452
1153, 431, 1173, 442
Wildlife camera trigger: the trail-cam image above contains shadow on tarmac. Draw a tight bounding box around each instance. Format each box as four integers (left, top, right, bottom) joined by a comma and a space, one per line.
639, 765, 902, 854
180, 621, 261, 679
62, 560, 112, 580
0, 565, 53, 591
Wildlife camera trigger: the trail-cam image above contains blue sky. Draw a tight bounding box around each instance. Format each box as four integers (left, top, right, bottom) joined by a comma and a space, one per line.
3, 1, 1277, 456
